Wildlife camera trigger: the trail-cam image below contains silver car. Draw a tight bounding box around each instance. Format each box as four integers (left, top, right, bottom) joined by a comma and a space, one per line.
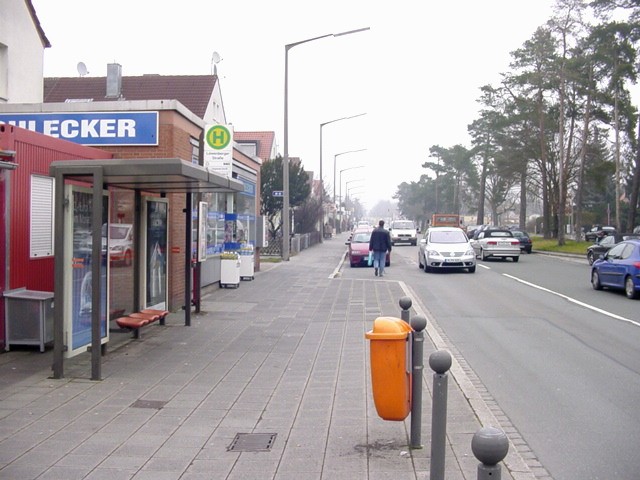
471, 229, 520, 262
418, 226, 476, 273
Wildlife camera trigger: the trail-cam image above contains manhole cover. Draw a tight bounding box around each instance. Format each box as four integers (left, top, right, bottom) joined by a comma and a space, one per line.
130, 399, 167, 409
227, 433, 277, 452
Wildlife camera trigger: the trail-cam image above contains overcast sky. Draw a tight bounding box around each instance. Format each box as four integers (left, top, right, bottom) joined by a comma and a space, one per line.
32, 0, 558, 211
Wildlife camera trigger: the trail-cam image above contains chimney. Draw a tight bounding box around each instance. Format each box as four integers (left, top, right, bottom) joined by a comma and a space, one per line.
106, 63, 122, 99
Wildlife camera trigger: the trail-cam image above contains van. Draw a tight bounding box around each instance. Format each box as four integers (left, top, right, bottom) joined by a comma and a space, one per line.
388, 220, 418, 246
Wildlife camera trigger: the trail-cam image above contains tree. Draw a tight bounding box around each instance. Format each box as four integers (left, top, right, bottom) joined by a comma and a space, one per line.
260, 155, 311, 238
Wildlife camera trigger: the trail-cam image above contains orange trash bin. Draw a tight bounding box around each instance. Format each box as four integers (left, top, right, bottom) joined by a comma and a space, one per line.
365, 316, 413, 421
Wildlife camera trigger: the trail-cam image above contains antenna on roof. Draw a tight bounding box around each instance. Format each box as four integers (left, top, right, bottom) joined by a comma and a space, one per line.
77, 62, 89, 77
211, 51, 222, 75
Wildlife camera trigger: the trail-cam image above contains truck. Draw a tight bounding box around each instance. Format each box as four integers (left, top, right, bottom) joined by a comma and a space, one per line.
431, 214, 461, 228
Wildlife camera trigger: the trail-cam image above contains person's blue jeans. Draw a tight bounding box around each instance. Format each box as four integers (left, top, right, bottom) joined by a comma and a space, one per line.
372, 250, 387, 275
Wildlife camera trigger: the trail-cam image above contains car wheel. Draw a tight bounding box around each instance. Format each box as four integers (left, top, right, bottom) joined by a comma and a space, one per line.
350, 262, 356, 268
481, 249, 489, 261
526, 247, 532, 254
625, 276, 639, 299
423, 260, 430, 273
468, 266, 476, 273
418, 253, 423, 269
587, 251, 594, 266
412, 241, 417, 246
513, 256, 519, 262
591, 270, 603, 290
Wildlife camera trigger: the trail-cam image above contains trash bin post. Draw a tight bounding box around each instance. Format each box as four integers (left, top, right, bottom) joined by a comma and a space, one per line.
429, 349, 452, 480
399, 296, 412, 323
472, 426, 509, 480
409, 314, 427, 449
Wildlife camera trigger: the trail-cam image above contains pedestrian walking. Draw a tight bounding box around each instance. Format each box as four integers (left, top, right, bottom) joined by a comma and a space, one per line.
369, 219, 392, 277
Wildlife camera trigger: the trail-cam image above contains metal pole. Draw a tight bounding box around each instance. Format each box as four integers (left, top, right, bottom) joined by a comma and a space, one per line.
319, 113, 366, 242
410, 314, 427, 449
472, 426, 509, 480
284, 29, 368, 257
282, 44, 291, 261
429, 350, 452, 480
399, 296, 412, 323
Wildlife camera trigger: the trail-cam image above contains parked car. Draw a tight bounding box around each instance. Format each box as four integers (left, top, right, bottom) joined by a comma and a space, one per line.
509, 229, 532, 254
471, 228, 520, 262
584, 225, 616, 243
586, 233, 640, 265
388, 220, 419, 246
346, 231, 390, 267
591, 239, 640, 299
417, 226, 475, 273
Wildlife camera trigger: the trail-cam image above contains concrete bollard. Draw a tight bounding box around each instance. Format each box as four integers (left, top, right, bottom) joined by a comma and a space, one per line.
409, 314, 427, 449
429, 350, 452, 480
399, 296, 412, 323
471, 426, 509, 480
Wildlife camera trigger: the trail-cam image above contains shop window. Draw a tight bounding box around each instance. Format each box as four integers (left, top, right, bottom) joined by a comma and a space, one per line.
30, 175, 54, 257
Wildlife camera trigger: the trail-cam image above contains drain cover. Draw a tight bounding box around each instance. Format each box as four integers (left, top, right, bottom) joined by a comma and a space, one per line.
227, 433, 277, 452
130, 399, 167, 409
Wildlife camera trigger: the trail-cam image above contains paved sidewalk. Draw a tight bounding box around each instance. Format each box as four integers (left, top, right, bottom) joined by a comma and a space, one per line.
0, 235, 538, 480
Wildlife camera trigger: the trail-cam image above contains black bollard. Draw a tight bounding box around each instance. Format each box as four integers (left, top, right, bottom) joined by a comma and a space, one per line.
409, 314, 427, 449
399, 296, 412, 324
471, 426, 509, 480
429, 350, 452, 480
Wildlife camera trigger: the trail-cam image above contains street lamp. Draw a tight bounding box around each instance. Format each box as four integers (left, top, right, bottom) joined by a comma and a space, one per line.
319, 113, 366, 242
333, 149, 366, 233
339, 167, 365, 219
343, 178, 365, 230
283, 27, 369, 261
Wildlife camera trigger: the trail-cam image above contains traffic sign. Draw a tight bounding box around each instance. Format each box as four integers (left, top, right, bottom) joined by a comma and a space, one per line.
272, 191, 284, 197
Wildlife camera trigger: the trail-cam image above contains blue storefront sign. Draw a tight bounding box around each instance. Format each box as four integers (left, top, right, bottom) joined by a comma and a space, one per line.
0, 112, 158, 146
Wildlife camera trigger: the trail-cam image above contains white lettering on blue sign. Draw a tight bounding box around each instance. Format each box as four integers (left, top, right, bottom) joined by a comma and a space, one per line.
0, 112, 158, 146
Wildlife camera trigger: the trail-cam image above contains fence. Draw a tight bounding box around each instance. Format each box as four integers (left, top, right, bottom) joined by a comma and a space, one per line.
260, 231, 322, 257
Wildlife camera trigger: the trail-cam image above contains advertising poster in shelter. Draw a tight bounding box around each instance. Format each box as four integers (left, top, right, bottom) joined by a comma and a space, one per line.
69, 188, 108, 355
146, 200, 167, 310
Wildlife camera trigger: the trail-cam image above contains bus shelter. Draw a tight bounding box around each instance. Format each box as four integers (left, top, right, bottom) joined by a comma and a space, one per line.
49, 158, 243, 380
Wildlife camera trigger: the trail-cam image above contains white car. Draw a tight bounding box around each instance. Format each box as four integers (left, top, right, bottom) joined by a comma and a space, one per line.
389, 220, 419, 246
418, 226, 476, 273
471, 228, 520, 262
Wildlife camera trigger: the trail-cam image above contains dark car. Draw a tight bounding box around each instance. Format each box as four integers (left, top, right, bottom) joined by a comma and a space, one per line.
587, 233, 640, 265
510, 229, 532, 254
591, 239, 640, 299
584, 225, 616, 243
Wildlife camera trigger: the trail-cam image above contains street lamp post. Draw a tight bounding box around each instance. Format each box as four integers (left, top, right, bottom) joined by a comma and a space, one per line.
339, 167, 365, 229
333, 149, 366, 234
283, 27, 369, 261
343, 178, 365, 230
319, 113, 366, 242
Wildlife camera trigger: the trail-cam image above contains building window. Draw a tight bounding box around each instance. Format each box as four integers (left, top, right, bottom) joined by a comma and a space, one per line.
190, 136, 199, 164
30, 175, 55, 257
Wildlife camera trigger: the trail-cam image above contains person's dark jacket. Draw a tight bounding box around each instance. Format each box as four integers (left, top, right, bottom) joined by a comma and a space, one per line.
369, 227, 392, 252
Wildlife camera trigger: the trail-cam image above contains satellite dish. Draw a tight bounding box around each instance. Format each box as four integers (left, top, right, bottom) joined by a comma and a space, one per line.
77, 62, 88, 77
211, 51, 223, 75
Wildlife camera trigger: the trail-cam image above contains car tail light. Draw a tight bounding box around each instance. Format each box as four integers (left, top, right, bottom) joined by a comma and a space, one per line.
511, 241, 519, 245
487, 241, 497, 245
633, 262, 640, 269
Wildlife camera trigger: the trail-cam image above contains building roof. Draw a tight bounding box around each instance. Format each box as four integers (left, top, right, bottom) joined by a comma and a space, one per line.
234, 131, 276, 161
26, 0, 51, 48
43, 75, 218, 119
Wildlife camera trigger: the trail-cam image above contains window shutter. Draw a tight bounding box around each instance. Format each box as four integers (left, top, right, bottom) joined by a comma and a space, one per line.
30, 175, 54, 258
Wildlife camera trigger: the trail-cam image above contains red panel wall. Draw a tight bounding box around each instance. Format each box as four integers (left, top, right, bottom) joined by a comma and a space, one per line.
0, 124, 112, 292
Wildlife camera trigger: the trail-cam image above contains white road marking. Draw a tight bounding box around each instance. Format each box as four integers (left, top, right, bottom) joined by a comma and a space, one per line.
502, 273, 640, 327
